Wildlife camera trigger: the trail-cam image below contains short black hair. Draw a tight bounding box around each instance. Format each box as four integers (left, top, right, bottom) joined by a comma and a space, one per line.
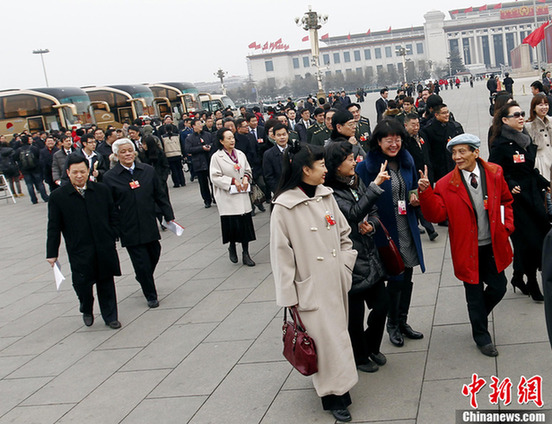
531, 80, 545, 92
404, 113, 419, 123
272, 123, 289, 134
235, 117, 247, 128
313, 107, 324, 116
81, 133, 95, 144
346, 103, 361, 111
245, 112, 256, 122
380, 88, 388, 95
191, 118, 202, 127
369, 118, 406, 152
128, 125, 141, 132
67, 153, 89, 169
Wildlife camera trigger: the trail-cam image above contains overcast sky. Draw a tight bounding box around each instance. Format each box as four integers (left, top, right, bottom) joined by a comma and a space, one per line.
1, 0, 494, 90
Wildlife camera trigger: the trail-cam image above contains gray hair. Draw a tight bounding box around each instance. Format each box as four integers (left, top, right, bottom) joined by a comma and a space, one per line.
112, 138, 135, 155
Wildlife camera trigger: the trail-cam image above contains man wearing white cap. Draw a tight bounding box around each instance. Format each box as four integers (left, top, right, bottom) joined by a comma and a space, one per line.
417, 133, 514, 357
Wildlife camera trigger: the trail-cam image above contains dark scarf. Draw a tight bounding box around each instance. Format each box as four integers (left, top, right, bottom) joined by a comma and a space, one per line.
501, 125, 531, 150
335, 173, 359, 190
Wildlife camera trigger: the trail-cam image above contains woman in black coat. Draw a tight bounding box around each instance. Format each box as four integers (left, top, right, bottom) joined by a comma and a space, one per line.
489, 101, 550, 301
325, 141, 390, 373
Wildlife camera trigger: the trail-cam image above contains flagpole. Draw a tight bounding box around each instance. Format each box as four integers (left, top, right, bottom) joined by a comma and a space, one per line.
534, 0, 540, 72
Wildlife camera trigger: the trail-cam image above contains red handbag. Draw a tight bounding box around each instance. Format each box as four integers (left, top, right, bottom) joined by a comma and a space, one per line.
282, 306, 318, 376
376, 219, 405, 276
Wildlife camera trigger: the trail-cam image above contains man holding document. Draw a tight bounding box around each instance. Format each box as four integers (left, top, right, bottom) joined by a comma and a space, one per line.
46, 155, 121, 329
417, 134, 514, 357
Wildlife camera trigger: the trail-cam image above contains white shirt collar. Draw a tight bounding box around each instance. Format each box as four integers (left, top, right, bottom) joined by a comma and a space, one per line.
121, 163, 136, 172
277, 144, 287, 153
461, 164, 480, 182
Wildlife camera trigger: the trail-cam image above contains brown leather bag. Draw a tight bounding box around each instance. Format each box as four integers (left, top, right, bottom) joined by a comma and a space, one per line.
376, 219, 405, 276
282, 306, 318, 376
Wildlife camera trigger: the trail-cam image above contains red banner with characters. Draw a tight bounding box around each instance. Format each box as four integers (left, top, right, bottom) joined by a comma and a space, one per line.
501, 5, 548, 19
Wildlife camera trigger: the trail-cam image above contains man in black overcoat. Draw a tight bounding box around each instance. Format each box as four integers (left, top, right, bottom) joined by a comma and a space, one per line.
103, 139, 175, 308
46, 155, 121, 329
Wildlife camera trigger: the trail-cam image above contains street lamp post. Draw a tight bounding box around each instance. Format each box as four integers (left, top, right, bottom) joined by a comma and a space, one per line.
295, 6, 328, 101
395, 46, 411, 84
32, 49, 50, 87
214, 68, 228, 95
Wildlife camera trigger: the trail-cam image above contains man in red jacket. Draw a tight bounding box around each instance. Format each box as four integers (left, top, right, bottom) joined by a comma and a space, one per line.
418, 134, 514, 357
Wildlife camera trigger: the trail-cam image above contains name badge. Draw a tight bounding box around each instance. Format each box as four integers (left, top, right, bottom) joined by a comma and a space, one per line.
513, 153, 525, 163
325, 212, 336, 226
483, 198, 489, 210
234, 163, 241, 171
398, 200, 407, 215
129, 180, 140, 189
257, 138, 263, 144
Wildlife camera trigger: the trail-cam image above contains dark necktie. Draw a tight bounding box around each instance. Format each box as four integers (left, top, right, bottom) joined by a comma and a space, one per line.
129, 167, 134, 176
77, 187, 85, 197
470, 173, 478, 189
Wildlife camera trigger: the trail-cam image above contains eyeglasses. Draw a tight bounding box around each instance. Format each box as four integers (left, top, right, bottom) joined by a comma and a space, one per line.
506, 111, 525, 118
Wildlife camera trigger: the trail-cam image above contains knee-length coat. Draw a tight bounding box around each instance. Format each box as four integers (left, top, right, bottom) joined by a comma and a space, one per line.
270, 185, 358, 397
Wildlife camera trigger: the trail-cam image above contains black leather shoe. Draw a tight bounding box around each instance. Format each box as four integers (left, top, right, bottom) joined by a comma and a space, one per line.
478, 343, 499, 357
369, 352, 387, 366
388, 326, 404, 347
204, 203, 211, 209
257, 203, 266, 212
357, 359, 379, 373
147, 299, 160, 308
429, 231, 439, 241
242, 252, 255, 267
106, 320, 122, 329
83, 314, 94, 327
330, 408, 352, 422
228, 246, 238, 263
400, 323, 424, 339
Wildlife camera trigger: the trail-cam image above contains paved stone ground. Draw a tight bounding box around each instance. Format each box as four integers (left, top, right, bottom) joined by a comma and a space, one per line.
0, 79, 550, 424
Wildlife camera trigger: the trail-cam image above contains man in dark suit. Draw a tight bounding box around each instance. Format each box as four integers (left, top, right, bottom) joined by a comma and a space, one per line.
103, 139, 175, 308
46, 155, 121, 329
375, 88, 389, 123
246, 113, 265, 142
294, 108, 315, 143
185, 119, 214, 208
52, 136, 74, 187
39, 135, 59, 192
263, 122, 289, 196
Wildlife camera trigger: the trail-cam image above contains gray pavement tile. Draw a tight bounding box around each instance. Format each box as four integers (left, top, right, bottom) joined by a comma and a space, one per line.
172, 246, 226, 270
121, 396, 207, 424
0, 355, 33, 379
439, 260, 463, 287
417, 377, 498, 424
494, 297, 549, 345
121, 322, 216, 371
240, 316, 284, 364
0, 404, 74, 424
189, 362, 290, 424
149, 340, 252, 398
160, 277, 224, 309
410, 273, 439, 308
259, 388, 332, 424
55, 369, 170, 424
0, 317, 82, 356
97, 308, 186, 350
0, 290, 59, 323
281, 368, 315, 391
191, 255, 240, 279
0, 281, 45, 302
215, 262, 273, 291
0, 377, 52, 417
244, 274, 276, 303
204, 301, 280, 343
425, 324, 497, 381
434, 285, 471, 326
7, 330, 114, 379
350, 351, 426, 422
22, 348, 141, 405
0, 337, 21, 352
251, 243, 270, 265
0, 302, 73, 338
177, 288, 252, 324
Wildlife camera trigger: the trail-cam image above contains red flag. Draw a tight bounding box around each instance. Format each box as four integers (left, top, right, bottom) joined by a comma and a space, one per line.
347, 33, 351, 40
248, 41, 256, 49
494, 3, 502, 9
321, 33, 329, 40
465, 6, 473, 12
539, 0, 546, 3
255, 43, 261, 50
523, 21, 549, 47
302, 35, 309, 42
451, 10, 459, 14
366, 29, 371, 35
284, 44, 289, 50
479, 5, 487, 11
262, 42, 268, 50
387, 26, 391, 33
275, 38, 282, 45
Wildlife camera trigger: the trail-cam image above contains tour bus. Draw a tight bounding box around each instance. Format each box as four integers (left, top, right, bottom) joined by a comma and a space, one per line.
198, 94, 237, 113
83, 84, 156, 129
0, 87, 93, 137
147, 82, 202, 118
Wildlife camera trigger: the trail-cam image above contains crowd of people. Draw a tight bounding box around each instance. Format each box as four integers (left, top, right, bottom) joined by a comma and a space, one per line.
3, 78, 552, 422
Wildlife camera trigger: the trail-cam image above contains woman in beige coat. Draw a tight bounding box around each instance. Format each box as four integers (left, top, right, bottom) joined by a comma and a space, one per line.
526, 94, 552, 181
270, 142, 358, 423
210, 128, 256, 266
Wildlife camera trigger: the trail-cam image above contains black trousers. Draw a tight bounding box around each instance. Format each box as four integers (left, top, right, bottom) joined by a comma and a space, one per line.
415, 206, 435, 235
321, 392, 351, 410
168, 157, 186, 187
348, 279, 388, 364
195, 170, 212, 205
463, 244, 507, 346
73, 276, 118, 323
387, 267, 414, 326
126, 241, 161, 301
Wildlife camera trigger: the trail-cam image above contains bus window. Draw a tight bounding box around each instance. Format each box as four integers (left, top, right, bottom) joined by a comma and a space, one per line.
27, 116, 45, 132
118, 107, 133, 124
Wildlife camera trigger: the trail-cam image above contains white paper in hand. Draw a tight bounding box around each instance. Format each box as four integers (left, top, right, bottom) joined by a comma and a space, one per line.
53, 261, 65, 291
162, 219, 185, 236
229, 184, 251, 194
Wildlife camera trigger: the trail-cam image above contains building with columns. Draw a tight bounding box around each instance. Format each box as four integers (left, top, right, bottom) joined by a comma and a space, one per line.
246, 1, 549, 87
